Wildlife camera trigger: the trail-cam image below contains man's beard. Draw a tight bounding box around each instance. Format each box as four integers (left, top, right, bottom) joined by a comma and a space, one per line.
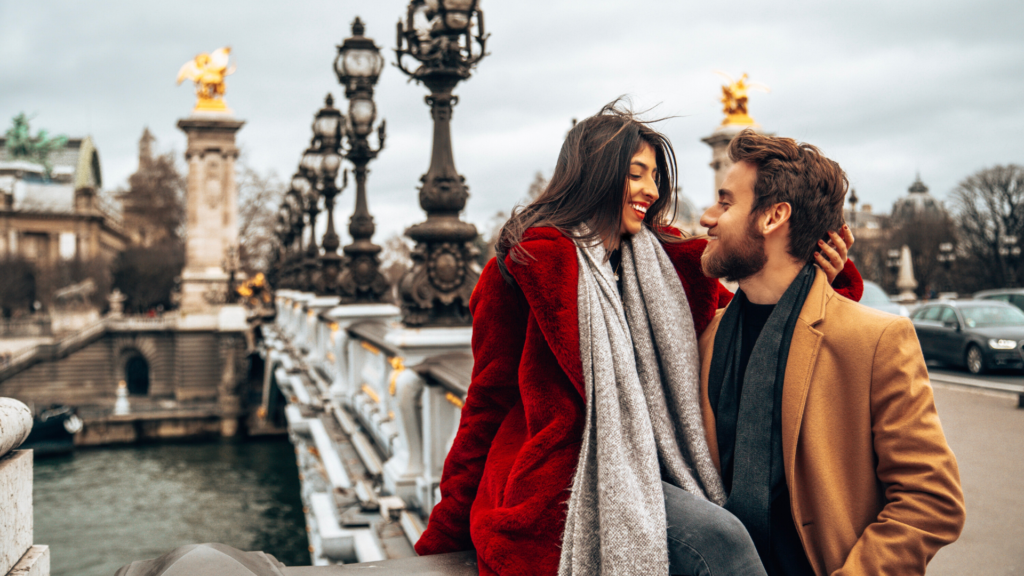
701, 219, 768, 282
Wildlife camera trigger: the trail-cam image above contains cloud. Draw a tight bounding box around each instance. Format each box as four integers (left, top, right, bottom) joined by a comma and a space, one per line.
2, 0, 1022, 242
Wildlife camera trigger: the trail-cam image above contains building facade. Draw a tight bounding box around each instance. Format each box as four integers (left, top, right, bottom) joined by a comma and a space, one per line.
0, 136, 127, 265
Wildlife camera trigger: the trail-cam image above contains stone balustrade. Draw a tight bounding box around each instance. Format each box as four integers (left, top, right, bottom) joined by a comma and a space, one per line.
0, 397, 50, 576
261, 290, 474, 566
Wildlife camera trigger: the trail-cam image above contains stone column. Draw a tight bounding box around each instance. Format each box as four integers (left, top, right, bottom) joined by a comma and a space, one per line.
176, 114, 245, 315
897, 244, 919, 302
700, 124, 747, 208
0, 397, 50, 576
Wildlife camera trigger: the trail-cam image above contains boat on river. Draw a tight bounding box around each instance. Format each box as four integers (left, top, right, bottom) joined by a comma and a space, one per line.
23, 404, 82, 456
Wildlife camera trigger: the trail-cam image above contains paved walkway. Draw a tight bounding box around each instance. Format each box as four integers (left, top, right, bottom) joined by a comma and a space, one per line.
927, 383, 1024, 575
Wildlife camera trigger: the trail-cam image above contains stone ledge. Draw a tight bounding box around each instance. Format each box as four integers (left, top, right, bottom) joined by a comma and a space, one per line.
0, 399, 32, 457
7, 545, 49, 576
281, 551, 477, 575
0, 450, 32, 576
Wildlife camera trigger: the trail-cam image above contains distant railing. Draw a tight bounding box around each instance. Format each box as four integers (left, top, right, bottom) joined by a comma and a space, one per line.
264, 290, 473, 563
106, 314, 176, 331
0, 317, 52, 338
53, 317, 107, 355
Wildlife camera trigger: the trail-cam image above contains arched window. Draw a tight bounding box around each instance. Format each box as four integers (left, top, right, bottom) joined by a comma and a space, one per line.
125, 355, 150, 396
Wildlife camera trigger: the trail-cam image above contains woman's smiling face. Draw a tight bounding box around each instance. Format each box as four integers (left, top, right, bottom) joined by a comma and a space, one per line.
619, 141, 660, 237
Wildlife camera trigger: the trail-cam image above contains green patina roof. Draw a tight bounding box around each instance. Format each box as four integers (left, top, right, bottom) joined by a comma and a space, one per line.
0, 135, 102, 189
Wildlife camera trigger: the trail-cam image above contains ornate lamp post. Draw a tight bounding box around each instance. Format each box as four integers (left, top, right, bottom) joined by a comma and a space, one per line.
296, 145, 322, 292
937, 241, 956, 294
886, 248, 901, 294
395, 0, 489, 326
309, 95, 348, 294
847, 188, 858, 230
334, 17, 390, 303
268, 204, 292, 288
283, 186, 305, 289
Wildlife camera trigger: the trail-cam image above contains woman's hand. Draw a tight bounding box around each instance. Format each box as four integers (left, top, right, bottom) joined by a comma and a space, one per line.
815, 225, 855, 284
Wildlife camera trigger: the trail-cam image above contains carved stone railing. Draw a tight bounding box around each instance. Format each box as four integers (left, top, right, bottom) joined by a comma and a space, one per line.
0, 397, 51, 576
260, 290, 473, 565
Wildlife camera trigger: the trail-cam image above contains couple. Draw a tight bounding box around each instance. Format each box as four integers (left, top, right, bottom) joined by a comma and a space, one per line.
416, 102, 965, 575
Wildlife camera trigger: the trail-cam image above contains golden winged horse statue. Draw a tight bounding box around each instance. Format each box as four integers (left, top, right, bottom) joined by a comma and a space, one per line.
177, 47, 236, 112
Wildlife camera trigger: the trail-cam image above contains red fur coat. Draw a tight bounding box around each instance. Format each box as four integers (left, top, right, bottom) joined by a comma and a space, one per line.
415, 227, 863, 575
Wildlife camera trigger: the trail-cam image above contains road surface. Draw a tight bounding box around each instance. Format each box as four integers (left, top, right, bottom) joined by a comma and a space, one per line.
926, 365, 1023, 575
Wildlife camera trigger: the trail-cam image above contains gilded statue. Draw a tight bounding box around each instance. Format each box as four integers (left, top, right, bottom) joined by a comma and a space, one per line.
177, 47, 236, 113
715, 72, 769, 126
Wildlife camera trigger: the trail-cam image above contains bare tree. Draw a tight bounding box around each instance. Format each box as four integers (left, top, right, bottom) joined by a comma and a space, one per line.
236, 165, 285, 275
113, 132, 187, 310
119, 150, 186, 246
526, 171, 548, 201
111, 243, 185, 313
949, 164, 1024, 290
379, 234, 412, 302
887, 213, 958, 297
0, 256, 36, 318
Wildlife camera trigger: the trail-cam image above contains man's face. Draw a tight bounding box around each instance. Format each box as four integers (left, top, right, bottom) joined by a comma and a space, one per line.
699, 161, 767, 281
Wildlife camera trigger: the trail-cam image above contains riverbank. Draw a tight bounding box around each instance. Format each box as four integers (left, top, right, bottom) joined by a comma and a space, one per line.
34, 437, 308, 576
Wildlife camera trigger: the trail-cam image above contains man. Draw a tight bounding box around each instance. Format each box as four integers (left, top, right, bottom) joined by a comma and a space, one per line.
697, 129, 965, 575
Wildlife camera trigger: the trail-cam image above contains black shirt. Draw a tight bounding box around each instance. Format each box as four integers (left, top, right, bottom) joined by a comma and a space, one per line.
720, 298, 815, 576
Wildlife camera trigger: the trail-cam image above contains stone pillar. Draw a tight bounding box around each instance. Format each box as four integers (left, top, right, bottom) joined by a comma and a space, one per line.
218, 335, 241, 437
176, 114, 245, 315
897, 244, 918, 302
0, 397, 50, 576
701, 124, 747, 208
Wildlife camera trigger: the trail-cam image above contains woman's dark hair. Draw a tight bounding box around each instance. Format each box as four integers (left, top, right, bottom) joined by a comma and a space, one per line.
495, 99, 683, 284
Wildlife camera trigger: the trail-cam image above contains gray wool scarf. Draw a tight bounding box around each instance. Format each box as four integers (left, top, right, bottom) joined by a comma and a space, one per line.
558, 226, 726, 576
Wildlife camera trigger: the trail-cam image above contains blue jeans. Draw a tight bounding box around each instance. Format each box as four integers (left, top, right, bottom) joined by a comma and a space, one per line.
663, 481, 767, 576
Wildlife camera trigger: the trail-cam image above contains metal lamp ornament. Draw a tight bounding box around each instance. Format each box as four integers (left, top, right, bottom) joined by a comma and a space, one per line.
396, 0, 489, 327
268, 204, 293, 288
282, 185, 306, 289
310, 95, 349, 294
334, 17, 390, 303
296, 138, 325, 293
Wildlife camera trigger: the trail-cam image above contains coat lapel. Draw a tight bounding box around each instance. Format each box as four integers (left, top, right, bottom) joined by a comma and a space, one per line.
699, 269, 833, 480
781, 269, 830, 484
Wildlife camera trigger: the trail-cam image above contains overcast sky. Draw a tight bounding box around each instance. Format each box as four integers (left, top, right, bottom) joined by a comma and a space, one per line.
2, 0, 1022, 243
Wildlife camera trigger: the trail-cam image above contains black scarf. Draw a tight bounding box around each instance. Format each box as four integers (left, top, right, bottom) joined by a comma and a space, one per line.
707, 263, 816, 560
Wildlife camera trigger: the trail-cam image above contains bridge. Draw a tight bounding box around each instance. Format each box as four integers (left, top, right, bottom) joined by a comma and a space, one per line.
256, 290, 1024, 573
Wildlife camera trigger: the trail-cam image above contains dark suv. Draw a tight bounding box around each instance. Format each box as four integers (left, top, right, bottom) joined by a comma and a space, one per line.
974, 288, 1024, 312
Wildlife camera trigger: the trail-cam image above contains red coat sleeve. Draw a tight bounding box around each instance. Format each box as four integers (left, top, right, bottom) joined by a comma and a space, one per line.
831, 258, 864, 302
415, 258, 528, 555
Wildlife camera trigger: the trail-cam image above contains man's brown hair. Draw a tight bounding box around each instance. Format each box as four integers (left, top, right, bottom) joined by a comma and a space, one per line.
728, 129, 848, 262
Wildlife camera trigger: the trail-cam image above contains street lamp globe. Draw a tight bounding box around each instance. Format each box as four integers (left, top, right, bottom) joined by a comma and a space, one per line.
321, 150, 343, 180
438, 0, 479, 31
334, 17, 384, 91
313, 94, 344, 149
349, 98, 376, 136
285, 186, 303, 217
299, 148, 321, 183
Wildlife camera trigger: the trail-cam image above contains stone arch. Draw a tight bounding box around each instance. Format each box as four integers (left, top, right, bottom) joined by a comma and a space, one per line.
124, 354, 150, 395
111, 335, 160, 396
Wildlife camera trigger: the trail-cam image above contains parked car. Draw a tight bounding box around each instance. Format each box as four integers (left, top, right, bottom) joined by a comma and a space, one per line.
910, 300, 1024, 374
859, 280, 910, 316
974, 288, 1024, 312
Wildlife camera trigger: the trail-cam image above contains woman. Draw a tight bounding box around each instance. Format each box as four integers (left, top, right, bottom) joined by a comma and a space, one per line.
415, 102, 861, 575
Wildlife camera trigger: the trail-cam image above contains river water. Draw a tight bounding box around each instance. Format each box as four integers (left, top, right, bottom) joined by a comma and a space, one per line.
33, 438, 309, 576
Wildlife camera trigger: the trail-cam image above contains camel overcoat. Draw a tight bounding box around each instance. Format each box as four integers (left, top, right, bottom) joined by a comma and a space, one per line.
698, 268, 965, 576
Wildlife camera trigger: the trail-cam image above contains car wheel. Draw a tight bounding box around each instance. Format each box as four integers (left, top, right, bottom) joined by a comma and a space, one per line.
966, 344, 985, 375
